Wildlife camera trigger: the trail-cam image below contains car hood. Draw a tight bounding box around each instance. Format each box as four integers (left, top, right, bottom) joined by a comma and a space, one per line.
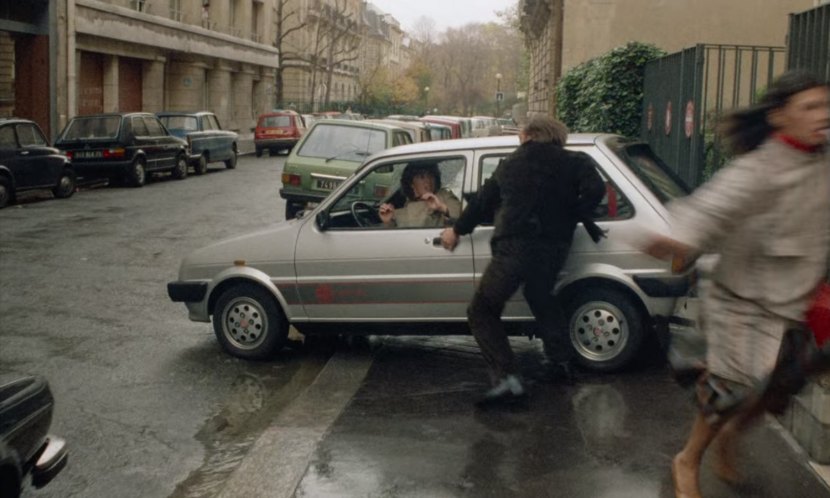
178, 219, 303, 280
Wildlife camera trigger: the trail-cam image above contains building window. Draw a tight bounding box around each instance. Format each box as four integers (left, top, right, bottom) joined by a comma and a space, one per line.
131, 0, 146, 12
169, 0, 183, 21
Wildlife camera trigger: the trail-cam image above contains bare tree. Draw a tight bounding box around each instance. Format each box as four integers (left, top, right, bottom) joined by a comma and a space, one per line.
305, 0, 361, 108
274, 0, 310, 106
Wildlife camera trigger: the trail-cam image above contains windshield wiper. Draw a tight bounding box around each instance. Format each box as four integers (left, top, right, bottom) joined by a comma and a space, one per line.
325, 148, 369, 163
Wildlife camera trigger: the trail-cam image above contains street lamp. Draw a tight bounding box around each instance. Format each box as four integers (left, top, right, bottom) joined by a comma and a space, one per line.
424, 86, 430, 114
495, 73, 503, 117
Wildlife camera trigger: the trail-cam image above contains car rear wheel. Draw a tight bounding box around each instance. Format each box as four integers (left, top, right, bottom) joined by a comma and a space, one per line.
556, 286, 646, 372
255, 147, 263, 158
224, 146, 237, 169
171, 155, 188, 180
0, 177, 13, 208
194, 154, 208, 175
126, 158, 146, 188
213, 283, 288, 360
52, 170, 76, 199
285, 201, 304, 220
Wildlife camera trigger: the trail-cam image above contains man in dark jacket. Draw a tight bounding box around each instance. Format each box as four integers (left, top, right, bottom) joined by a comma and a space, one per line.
440, 115, 605, 406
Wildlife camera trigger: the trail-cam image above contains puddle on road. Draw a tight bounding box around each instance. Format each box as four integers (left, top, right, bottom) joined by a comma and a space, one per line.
169, 347, 330, 498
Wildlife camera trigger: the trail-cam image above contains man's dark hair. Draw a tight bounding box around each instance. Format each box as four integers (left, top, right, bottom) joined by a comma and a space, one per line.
721, 70, 828, 155
400, 162, 442, 200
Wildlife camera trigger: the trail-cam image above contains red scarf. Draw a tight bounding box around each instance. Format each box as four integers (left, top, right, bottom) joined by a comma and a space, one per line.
775, 133, 823, 154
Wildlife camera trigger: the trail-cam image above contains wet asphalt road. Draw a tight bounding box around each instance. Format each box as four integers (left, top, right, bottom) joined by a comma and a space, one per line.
0, 154, 333, 498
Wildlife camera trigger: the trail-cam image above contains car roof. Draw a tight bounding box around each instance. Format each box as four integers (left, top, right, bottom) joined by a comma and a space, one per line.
156, 111, 214, 116
68, 112, 153, 119
0, 117, 36, 125
310, 119, 406, 131
364, 133, 611, 159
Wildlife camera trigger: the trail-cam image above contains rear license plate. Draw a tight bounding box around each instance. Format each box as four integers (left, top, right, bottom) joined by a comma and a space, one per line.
74, 150, 103, 159
314, 179, 342, 191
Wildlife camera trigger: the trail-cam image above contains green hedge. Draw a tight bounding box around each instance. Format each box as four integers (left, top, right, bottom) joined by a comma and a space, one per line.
556, 42, 665, 137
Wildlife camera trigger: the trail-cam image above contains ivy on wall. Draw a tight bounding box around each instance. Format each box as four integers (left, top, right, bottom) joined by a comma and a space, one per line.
556, 42, 665, 138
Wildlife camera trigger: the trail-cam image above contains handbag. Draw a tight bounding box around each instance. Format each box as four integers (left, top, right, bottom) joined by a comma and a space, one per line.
807, 281, 830, 348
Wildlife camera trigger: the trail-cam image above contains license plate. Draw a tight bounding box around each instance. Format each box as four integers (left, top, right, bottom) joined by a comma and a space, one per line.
74, 150, 103, 159
314, 178, 342, 191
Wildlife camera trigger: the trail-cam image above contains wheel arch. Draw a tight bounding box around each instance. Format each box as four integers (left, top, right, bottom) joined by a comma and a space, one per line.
0, 165, 16, 188
207, 271, 291, 322
557, 275, 651, 328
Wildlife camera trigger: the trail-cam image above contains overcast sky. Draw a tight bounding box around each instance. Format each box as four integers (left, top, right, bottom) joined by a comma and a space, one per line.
369, 0, 516, 33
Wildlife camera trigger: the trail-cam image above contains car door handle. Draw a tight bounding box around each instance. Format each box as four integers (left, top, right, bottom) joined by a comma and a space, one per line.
19, 150, 29, 156
425, 237, 442, 247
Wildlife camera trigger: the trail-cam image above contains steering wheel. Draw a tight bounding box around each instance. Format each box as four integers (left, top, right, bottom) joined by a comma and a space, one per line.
350, 201, 378, 227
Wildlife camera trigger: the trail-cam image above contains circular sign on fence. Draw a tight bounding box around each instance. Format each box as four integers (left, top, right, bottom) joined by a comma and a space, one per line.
647, 103, 654, 132
685, 100, 695, 138
664, 101, 673, 136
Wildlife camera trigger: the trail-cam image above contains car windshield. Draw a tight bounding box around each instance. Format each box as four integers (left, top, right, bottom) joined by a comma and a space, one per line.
160, 116, 198, 131
298, 124, 386, 162
608, 139, 690, 203
261, 115, 291, 127
61, 116, 121, 140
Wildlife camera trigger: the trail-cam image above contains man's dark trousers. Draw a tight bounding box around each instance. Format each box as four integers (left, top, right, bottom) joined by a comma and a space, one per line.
468, 237, 573, 384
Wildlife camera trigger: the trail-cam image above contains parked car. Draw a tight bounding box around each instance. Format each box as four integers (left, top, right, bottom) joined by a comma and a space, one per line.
497, 118, 520, 135
367, 119, 432, 143
279, 119, 413, 219
55, 112, 188, 187
168, 134, 694, 372
420, 117, 462, 139
0, 374, 68, 498
0, 118, 75, 209
254, 110, 306, 157
157, 111, 238, 174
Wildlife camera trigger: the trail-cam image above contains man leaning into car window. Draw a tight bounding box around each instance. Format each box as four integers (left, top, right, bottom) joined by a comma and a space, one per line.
378, 162, 461, 228
440, 115, 606, 407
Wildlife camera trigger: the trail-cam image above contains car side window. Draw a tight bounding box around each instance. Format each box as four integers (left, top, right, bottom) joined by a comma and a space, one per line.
0, 125, 16, 149
393, 132, 412, 147
131, 117, 149, 137
202, 115, 215, 130
143, 116, 165, 136
478, 152, 633, 222
16, 124, 47, 147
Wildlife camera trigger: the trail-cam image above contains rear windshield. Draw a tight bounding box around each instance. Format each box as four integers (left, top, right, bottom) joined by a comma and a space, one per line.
159, 115, 198, 131
607, 139, 690, 203
61, 116, 121, 140
260, 115, 291, 127
298, 124, 386, 162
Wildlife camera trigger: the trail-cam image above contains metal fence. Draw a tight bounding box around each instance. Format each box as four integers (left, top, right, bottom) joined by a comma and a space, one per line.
787, 4, 830, 81
641, 44, 786, 188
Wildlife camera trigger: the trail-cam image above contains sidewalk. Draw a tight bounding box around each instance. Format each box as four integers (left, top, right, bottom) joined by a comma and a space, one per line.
223, 336, 830, 497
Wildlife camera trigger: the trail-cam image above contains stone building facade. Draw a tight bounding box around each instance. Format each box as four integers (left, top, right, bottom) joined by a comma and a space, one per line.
2, 0, 281, 139
519, 0, 821, 117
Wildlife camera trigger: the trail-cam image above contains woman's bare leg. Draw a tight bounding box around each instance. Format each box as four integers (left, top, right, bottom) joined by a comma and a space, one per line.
673, 413, 721, 498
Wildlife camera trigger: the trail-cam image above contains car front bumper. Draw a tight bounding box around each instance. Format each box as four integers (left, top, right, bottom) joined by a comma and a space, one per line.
167, 281, 207, 303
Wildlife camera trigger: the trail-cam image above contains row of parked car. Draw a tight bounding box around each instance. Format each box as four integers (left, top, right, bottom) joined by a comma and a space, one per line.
0, 112, 239, 209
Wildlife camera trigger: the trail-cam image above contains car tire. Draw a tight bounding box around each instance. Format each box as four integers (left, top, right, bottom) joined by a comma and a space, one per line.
213, 283, 288, 360
0, 177, 13, 208
52, 170, 76, 199
194, 154, 208, 175
224, 146, 237, 169
171, 154, 188, 180
285, 201, 304, 220
255, 147, 262, 158
126, 158, 146, 188
555, 286, 646, 372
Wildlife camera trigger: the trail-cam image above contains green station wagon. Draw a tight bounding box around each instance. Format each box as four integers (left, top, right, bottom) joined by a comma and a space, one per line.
169, 134, 694, 372
280, 119, 412, 219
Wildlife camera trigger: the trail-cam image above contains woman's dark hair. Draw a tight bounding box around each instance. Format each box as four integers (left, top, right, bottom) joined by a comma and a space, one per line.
400, 162, 441, 200
721, 70, 828, 155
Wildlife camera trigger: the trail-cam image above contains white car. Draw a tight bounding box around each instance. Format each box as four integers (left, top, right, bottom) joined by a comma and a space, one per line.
168, 134, 693, 371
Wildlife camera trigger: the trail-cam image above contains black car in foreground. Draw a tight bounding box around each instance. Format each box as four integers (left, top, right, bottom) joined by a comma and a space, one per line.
55, 112, 189, 187
0, 118, 76, 209
0, 375, 67, 498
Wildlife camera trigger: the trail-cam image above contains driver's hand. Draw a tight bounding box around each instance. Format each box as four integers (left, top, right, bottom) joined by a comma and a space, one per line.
421, 193, 448, 216
440, 227, 459, 251
378, 203, 395, 224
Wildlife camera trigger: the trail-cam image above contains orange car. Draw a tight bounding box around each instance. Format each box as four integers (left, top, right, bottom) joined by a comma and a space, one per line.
254, 110, 307, 157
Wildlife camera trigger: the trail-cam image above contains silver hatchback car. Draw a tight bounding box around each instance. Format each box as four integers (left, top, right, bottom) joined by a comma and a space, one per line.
168, 134, 693, 371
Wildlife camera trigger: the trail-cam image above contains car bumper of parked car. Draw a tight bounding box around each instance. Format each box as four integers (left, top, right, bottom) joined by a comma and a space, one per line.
255, 138, 299, 149
31, 435, 68, 489
71, 160, 134, 178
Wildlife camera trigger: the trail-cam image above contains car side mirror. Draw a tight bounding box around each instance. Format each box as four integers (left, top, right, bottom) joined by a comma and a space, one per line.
316, 211, 330, 230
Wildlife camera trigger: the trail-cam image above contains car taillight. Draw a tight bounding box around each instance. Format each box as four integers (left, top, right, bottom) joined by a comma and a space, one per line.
103, 148, 126, 159
282, 173, 301, 187
65, 151, 73, 159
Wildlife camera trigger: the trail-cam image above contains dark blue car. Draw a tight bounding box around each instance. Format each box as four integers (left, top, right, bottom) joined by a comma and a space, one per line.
157, 111, 238, 174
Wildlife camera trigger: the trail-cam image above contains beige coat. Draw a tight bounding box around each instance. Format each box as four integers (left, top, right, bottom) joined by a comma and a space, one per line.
670, 138, 830, 384
392, 190, 462, 228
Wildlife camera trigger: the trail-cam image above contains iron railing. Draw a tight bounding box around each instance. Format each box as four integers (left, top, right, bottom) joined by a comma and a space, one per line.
787, 4, 830, 81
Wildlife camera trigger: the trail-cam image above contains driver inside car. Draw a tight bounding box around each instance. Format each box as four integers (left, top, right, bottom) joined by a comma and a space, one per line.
378, 162, 462, 228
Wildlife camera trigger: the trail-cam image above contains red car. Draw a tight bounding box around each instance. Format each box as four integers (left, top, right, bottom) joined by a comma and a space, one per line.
254, 110, 306, 157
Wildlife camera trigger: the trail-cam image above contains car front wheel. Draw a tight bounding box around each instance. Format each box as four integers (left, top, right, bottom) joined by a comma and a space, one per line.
213, 283, 288, 360
171, 154, 188, 180
554, 286, 646, 372
0, 177, 13, 208
52, 170, 76, 198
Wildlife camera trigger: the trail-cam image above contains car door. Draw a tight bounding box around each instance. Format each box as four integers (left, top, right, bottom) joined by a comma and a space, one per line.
143, 115, 177, 169
202, 114, 227, 160
0, 123, 29, 187
14, 122, 60, 187
129, 116, 158, 168
294, 152, 476, 321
